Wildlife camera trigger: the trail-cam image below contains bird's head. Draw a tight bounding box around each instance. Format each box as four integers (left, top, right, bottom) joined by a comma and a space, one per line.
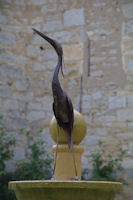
32, 28, 63, 57
32, 28, 64, 76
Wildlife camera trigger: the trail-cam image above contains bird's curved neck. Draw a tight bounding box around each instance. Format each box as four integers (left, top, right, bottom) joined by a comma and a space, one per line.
53, 56, 62, 81
52, 56, 63, 100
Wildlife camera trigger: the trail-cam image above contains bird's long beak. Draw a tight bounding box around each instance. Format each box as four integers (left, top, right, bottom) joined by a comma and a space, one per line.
32, 28, 62, 56
32, 28, 64, 77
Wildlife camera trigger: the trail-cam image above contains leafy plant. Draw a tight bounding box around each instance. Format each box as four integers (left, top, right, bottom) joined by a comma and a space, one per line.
0, 115, 16, 174
14, 128, 53, 180
0, 115, 16, 200
0, 122, 53, 200
82, 140, 126, 183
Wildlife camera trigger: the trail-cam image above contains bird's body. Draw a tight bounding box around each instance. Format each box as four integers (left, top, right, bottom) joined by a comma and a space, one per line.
33, 28, 74, 149
32, 28, 78, 179
52, 74, 74, 148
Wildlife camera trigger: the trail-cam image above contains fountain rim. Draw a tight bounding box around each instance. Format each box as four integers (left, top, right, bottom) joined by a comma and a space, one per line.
9, 180, 122, 191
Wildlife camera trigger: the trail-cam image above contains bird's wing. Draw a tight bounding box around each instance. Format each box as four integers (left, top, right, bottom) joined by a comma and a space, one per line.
66, 95, 74, 128
53, 102, 61, 126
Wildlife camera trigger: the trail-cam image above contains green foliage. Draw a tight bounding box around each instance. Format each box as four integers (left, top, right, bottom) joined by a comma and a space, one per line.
0, 116, 16, 174
0, 119, 53, 200
82, 140, 126, 183
14, 129, 53, 180
0, 115, 16, 200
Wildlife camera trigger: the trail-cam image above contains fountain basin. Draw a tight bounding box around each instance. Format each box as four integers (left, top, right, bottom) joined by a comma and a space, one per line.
9, 180, 122, 200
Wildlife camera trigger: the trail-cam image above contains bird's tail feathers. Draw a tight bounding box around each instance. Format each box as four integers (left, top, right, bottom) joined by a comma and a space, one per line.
66, 131, 72, 150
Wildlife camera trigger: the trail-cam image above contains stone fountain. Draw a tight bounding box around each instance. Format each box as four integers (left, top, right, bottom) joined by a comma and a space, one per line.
9, 110, 122, 200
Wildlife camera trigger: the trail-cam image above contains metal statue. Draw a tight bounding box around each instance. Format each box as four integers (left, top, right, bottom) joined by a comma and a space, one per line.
32, 28, 78, 180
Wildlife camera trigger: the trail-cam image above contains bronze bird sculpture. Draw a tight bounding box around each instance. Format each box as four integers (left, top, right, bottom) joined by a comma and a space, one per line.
32, 28, 78, 180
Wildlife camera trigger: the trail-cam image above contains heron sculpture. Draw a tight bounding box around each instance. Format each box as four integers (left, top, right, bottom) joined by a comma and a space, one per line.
32, 28, 78, 180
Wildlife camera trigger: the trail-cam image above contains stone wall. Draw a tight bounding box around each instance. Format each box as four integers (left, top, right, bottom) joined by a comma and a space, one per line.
0, 0, 133, 199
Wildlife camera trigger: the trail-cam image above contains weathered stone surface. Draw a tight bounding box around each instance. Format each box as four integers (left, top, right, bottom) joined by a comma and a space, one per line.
63, 43, 83, 60
15, 80, 28, 92
64, 8, 85, 27
0, 64, 25, 79
0, 86, 11, 98
28, 102, 42, 110
27, 111, 45, 121
43, 20, 63, 32
84, 135, 101, 146
0, 32, 15, 45
27, 45, 40, 57
32, 62, 44, 71
128, 95, 133, 107
4, 99, 19, 111
122, 3, 133, 18
109, 96, 126, 109
117, 109, 133, 121
0, 14, 6, 24
127, 59, 133, 74
41, 4, 57, 13
15, 0, 25, 6
93, 2, 106, 7
91, 70, 104, 78
28, 0, 46, 5
13, 146, 25, 161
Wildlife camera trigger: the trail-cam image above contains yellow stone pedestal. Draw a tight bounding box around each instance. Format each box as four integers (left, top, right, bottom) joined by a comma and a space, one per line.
52, 144, 84, 180
50, 109, 87, 180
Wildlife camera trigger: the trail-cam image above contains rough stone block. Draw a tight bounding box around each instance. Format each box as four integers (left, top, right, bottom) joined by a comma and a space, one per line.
64, 8, 85, 27
41, 4, 57, 13
0, 64, 25, 79
84, 135, 101, 146
15, 0, 25, 5
0, 32, 15, 45
28, 0, 46, 5
128, 122, 133, 131
43, 20, 63, 33
122, 158, 133, 168
13, 146, 25, 161
117, 109, 133, 121
91, 70, 104, 78
0, 14, 6, 24
28, 102, 42, 110
128, 95, 133, 107
82, 95, 91, 114
122, 3, 133, 18
63, 43, 83, 61
109, 96, 126, 109
27, 111, 45, 121
93, 2, 106, 7
32, 62, 44, 71
15, 80, 28, 92
27, 45, 40, 57
15, 56, 27, 66
127, 59, 133, 74
4, 99, 19, 111
92, 92, 102, 100
0, 86, 11, 98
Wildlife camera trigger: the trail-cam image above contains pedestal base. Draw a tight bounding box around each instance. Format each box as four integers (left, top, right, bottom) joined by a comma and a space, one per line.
52, 144, 84, 180
9, 180, 122, 200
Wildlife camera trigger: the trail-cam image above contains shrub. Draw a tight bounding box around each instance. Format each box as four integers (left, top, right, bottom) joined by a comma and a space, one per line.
0, 121, 53, 200
0, 115, 16, 200
14, 129, 53, 180
82, 140, 126, 183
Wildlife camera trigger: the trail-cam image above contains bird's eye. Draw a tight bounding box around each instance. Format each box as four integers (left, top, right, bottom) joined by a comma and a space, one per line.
40, 46, 44, 51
